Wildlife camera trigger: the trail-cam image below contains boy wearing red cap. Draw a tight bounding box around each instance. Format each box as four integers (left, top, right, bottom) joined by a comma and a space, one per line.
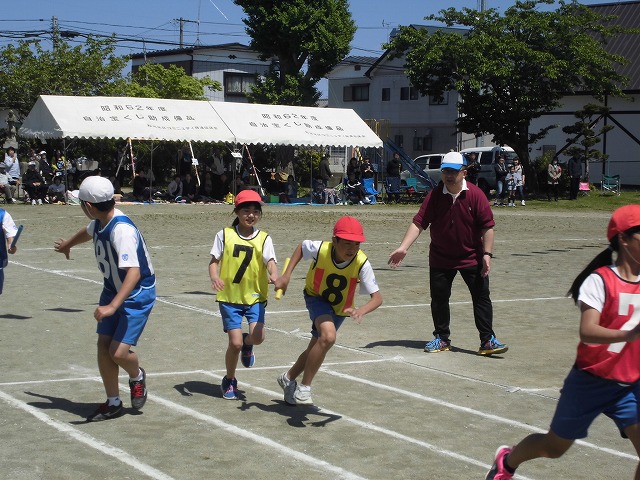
487, 205, 640, 480
274, 216, 382, 405
209, 189, 279, 400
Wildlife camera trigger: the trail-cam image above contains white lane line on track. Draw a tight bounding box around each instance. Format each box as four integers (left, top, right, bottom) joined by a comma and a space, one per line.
321, 369, 638, 461
112, 379, 367, 480
0, 389, 176, 480
196, 372, 536, 480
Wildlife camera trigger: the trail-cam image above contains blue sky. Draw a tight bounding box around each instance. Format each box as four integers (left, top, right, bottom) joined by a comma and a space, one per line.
1, 0, 627, 96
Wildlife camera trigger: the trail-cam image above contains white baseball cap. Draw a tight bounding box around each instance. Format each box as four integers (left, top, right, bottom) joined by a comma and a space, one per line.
440, 152, 467, 171
78, 176, 114, 203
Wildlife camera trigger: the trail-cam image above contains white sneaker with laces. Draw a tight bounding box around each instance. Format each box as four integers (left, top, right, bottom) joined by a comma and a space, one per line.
294, 385, 313, 405
277, 373, 297, 405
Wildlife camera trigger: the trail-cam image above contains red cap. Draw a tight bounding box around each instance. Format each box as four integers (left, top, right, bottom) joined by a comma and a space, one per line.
333, 216, 365, 242
607, 204, 640, 241
234, 189, 264, 207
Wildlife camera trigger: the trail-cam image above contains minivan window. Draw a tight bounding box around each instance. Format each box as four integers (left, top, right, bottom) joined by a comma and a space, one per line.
428, 157, 442, 169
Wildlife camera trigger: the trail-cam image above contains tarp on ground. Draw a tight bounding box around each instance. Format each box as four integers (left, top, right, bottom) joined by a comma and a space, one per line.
18, 95, 383, 148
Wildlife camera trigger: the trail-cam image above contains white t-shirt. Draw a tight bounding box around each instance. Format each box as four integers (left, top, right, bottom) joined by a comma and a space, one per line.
302, 240, 379, 295
578, 266, 640, 312
2, 210, 18, 239
86, 209, 143, 269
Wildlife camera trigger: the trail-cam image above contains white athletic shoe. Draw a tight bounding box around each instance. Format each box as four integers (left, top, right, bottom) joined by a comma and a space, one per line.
277, 373, 297, 405
521, 200, 525, 206
37, 199, 43, 205
293, 385, 313, 405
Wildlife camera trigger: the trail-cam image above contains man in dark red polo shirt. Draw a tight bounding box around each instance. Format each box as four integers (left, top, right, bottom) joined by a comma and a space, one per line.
388, 151, 508, 356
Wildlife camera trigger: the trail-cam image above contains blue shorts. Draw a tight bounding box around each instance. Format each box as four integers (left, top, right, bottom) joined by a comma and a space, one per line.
304, 293, 346, 338
219, 302, 266, 333
550, 366, 640, 439
97, 286, 155, 346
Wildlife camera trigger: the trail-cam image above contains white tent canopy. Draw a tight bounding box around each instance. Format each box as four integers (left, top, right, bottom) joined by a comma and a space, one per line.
19, 95, 383, 148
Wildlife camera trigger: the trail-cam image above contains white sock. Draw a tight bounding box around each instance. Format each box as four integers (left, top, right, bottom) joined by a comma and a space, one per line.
131, 369, 143, 382
107, 396, 120, 406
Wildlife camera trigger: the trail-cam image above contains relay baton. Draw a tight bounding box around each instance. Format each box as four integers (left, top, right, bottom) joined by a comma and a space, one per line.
275, 257, 290, 300
10, 225, 23, 249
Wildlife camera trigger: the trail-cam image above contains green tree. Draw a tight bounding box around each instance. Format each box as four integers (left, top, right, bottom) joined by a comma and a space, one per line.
107, 63, 221, 100
234, 0, 356, 106
0, 34, 128, 117
562, 104, 613, 182
387, 0, 630, 188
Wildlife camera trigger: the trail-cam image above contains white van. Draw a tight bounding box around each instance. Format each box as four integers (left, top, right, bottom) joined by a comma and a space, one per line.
401, 153, 446, 184
459, 146, 517, 194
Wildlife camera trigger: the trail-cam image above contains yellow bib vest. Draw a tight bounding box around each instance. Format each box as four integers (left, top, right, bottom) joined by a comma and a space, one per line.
216, 227, 269, 305
304, 241, 368, 316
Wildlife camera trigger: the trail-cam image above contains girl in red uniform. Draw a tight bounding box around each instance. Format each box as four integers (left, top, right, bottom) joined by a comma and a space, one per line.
486, 204, 640, 480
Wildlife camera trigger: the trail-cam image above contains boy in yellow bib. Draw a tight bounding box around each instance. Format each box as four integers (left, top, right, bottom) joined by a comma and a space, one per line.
209, 190, 278, 400
274, 216, 382, 405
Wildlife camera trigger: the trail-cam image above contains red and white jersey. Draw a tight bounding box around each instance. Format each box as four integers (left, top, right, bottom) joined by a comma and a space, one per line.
576, 266, 640, 384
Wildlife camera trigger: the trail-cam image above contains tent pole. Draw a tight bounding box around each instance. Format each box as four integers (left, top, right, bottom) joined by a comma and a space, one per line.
244, 144, 265, 197
188, 141, 201, 188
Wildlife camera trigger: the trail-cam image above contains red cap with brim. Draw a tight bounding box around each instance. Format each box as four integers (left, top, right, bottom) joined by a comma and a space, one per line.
333, 216, 366, 242
607, 204, 640, 241
234, 189, 264, 207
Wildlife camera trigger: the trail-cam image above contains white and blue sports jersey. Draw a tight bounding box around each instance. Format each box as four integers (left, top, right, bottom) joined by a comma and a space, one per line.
0, 209, 7, 269
88, 209, 155, 294
1, 208, 18, 269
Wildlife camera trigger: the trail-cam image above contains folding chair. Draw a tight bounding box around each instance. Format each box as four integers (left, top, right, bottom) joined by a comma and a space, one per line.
362, 178, 379, 204
578, 182, 591, 196
385, 176, 402, 203
403, 178, 427, 203
601, 175, 620, 196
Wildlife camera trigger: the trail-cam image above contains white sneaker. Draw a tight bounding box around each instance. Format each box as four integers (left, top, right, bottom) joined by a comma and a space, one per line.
293, 385, 313, 405
37, 199, 43, 205
521, 200, 525, 206
31, 199, 36, 205
358, 200, 364, 205
277, 373, 297, 405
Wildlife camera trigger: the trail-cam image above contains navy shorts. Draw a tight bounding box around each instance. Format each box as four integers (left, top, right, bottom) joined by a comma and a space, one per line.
304, 293, 345, 338
550, 366, 640, 439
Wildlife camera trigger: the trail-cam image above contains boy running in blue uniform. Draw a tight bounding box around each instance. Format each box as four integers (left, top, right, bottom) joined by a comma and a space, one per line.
0, 207, 19, 295
274, 216, 382, 406
54, 176, 155, 421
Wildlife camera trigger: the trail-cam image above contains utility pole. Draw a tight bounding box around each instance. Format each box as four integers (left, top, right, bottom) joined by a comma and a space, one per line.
52, 16, 59, 48
176, 17, 199, 48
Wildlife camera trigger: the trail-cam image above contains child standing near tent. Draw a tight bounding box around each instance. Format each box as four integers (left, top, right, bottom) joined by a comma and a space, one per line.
209, 190, 278, 400
274, 216, 382, 406
54, 176, 155, 421
0, 207, 19, 295
486, 204, 640, 479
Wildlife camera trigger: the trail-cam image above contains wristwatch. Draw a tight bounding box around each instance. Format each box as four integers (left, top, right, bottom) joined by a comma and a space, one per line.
483, 252, 493, 258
